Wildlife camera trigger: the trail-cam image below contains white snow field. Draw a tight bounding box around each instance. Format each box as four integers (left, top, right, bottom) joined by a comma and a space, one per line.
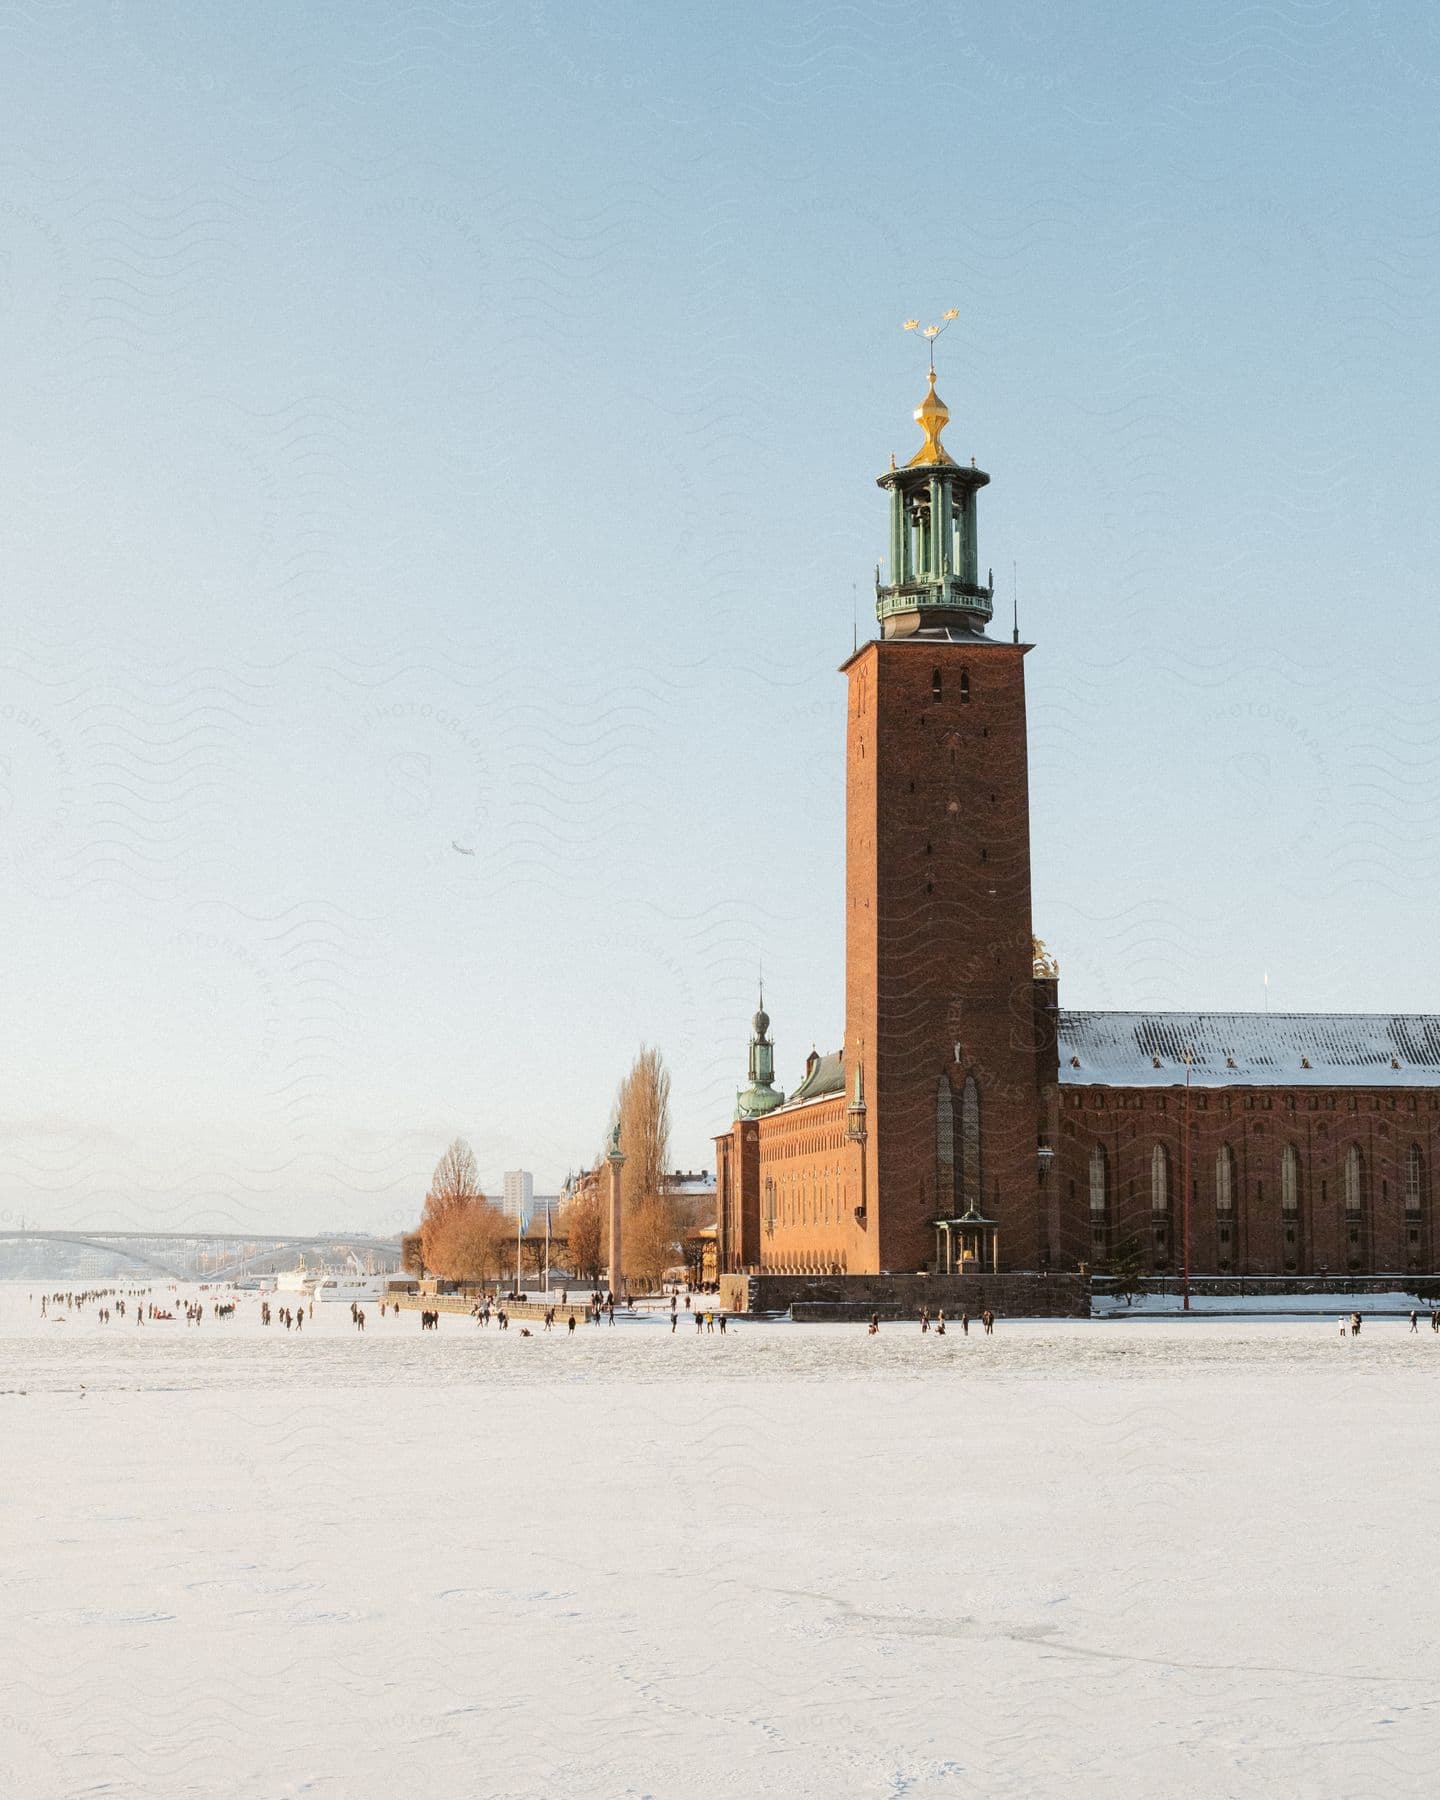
3, 1286, 1439, 1799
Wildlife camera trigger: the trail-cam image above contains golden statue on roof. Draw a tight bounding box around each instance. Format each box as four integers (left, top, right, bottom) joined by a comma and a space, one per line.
1032, 936, 1060, 980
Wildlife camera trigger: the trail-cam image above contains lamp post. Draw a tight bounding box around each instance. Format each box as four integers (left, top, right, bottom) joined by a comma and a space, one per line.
606, 1124, 626, 1303
1037, 1144, 1055, 1270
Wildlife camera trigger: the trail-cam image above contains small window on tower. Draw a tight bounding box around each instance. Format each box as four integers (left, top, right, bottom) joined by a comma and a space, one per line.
932, 668, 942, 701
960, 669, 971, 704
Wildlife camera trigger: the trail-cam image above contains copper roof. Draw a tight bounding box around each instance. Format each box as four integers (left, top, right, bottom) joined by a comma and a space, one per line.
780, 1047, 846, 1109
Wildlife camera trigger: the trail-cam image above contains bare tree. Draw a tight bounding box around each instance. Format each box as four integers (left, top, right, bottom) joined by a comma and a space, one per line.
400, 1230, 424, 1275
616, 1046, 677, 1291
559, 1168, 605, 1283
420, 1137, 484, 1275
617, 1047, 671, 1209
443, 1199, 509, 1285
628, 1194, 679, 1291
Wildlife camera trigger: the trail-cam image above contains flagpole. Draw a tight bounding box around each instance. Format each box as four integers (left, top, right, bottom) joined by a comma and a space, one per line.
544, 1207, 550, 1294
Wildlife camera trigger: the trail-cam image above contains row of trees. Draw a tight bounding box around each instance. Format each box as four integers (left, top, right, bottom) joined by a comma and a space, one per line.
404, 1044, 692, 1292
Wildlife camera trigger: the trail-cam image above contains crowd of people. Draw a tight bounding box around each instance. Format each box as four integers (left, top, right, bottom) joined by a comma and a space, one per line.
1343, 1309, 1440, 1336
28, 1284, 1440, 1342
865, 1306, 996, 1336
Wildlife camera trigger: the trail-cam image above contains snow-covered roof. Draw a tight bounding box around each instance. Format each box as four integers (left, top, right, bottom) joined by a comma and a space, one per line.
1059, 1011, 1440, 1089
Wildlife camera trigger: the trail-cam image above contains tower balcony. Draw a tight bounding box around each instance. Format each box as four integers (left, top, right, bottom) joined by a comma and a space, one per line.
875, 575, 994, 633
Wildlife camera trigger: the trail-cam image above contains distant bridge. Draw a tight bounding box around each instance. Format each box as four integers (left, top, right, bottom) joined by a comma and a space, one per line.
0, 1230, 402, 1283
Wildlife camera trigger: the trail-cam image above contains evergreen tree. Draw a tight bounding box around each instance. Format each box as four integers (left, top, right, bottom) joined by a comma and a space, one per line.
1109, 1236, 1148, 1306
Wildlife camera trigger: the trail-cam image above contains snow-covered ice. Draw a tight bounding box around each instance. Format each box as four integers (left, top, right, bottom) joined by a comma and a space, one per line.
3, 1284, 1438, 1798
1092, 1287, 1432, 1316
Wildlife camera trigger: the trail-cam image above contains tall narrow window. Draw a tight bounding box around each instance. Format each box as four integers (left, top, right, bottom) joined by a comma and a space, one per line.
1282, 1144, 1299, 1212
959, 668, 970, 704
1406, 1144, 1424, 1214
1345, 1144, 1363, 1213
1089, 1143, 1108, 1214
961, 1076, 981, 1211
1151, 1143, 1169, 1212
1215, 1144, 1235, 1211
935, 1077, 956, 1215
931, 667, 942, 702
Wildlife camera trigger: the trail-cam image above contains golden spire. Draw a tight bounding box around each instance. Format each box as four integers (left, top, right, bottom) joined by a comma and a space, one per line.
902, 309, 959, 467
907, 367, 954, 467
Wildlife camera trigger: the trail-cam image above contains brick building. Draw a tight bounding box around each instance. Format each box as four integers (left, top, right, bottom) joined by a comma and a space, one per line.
715, 364, 1440, 1281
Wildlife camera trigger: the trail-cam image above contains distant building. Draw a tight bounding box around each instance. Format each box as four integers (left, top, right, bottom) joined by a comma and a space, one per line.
502, 1170, 534, 1223
528, 1196, 560, 1235
667, 1168, 716, 1199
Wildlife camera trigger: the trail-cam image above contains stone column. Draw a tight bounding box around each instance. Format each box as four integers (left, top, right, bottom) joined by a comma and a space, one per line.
606, 1144, 626, 1300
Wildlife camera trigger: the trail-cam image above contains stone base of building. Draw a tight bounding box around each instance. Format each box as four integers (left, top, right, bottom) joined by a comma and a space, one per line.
720, 1271, 1089, 1320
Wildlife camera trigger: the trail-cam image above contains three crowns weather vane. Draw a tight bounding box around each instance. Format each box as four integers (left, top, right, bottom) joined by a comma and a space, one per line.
903, 308, 959, 374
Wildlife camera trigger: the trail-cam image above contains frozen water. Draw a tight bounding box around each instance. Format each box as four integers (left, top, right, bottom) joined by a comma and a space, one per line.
3, 1284, 1438, 1797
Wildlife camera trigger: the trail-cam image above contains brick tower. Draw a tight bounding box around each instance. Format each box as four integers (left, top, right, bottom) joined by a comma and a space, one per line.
842, 349, 1043, 1273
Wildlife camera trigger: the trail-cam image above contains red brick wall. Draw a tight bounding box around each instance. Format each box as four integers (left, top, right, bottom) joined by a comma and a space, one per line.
1060, 1085, 1440, 1275
844, 639, 1044, 1272
752, 1097, 860, 1273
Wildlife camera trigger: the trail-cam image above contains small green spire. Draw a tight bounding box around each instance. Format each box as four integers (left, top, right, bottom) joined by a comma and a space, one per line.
735, 983, 784, 1120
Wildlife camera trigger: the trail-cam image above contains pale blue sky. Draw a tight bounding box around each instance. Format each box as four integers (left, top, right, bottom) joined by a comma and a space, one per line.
2, 3, 1437, 1231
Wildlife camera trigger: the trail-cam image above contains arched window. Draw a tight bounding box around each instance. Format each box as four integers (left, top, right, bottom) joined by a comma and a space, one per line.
1406, 1144, 1424, 1214
931, 667, 942, 702
1089, 1143, 1108, 1214
1215, 1144, 1235, 1211
1345, 1144, 1363, 1213
1151, 1143, 1169, 1212
959, 668, 971, 704
961, 1076, 981, 1210
1282, 1145, 1300, 1213
935, 1077, 955, 1214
